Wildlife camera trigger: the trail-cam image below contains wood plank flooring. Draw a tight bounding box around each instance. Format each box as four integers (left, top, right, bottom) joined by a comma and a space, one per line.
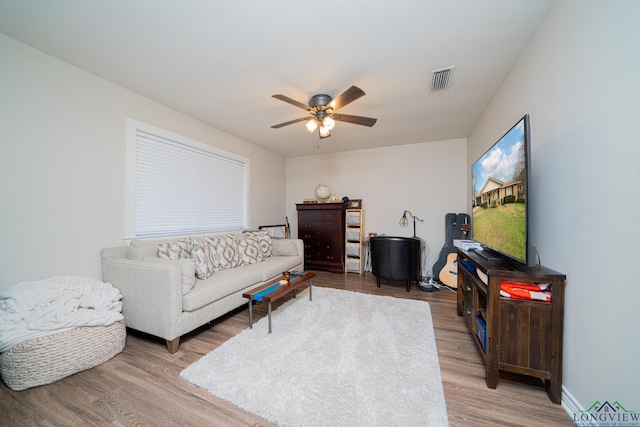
0, 271, 573, 426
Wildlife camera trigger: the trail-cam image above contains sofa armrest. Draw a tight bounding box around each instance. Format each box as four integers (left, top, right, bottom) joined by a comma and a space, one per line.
293, 239, 304, 260
101, 254, 183, 341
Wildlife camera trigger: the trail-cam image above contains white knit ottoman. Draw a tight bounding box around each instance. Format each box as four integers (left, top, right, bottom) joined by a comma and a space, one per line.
0, 320, 126, 391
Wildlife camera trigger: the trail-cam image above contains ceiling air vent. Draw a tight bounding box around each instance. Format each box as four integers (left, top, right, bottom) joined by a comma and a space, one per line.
430, 66, 455, 92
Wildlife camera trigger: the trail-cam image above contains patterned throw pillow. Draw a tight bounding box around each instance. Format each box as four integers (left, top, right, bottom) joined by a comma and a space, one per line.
237, 236, 265, 266
191, 238, 216, 279
205, 234, 239, 271
156, 238, 193, 260
244, 231, 272, 257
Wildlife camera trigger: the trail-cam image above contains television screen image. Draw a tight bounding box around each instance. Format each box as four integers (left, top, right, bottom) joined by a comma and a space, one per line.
471, 114, 531, 265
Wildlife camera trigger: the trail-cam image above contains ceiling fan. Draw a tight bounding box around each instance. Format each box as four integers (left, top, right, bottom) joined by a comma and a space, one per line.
271, 86, 377, 139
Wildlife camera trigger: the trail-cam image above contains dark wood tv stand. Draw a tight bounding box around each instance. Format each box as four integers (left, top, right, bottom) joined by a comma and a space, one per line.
456, 249, 566, 403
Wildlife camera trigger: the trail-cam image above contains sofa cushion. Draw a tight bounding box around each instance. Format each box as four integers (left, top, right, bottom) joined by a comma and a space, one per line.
183, 266, 263, 312
237, 236, 264, 266
205, 234, 239, 271
272, 239, 299, 256
257, 256, 304, 281
191, 238, 216, 279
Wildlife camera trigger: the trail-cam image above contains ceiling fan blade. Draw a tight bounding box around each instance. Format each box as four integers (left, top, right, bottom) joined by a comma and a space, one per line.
332, 113, 377, 127
272, 94, 310, 110
329, 86, 366, 111
271, 117, 309, 129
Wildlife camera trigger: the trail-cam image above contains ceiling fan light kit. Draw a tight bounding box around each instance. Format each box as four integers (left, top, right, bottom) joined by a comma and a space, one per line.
318, 125, 331, 138
304, 120, 318, 133
271, 86, 377, 140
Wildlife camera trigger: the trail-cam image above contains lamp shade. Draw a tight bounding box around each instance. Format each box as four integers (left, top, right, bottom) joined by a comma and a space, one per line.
305, 119, 318, 133
319, 125, 331, 137
322, 116, 335, 130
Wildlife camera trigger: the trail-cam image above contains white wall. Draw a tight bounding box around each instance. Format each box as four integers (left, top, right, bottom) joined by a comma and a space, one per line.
0, 34, 286, 289
467, 0, 640, 413
286, 139, 467, 275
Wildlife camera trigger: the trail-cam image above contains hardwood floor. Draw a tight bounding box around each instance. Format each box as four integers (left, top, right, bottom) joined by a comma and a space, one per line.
0, 271, 573, 426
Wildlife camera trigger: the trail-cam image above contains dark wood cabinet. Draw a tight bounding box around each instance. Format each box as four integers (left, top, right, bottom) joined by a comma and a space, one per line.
456, 249, 566, 404
296, 203, 345, 273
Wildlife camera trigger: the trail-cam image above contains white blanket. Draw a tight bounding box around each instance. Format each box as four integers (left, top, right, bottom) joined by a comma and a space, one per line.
0, 276, 124, 352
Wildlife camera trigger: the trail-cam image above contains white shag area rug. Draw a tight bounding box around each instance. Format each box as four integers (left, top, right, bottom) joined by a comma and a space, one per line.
181, 287, 448, 427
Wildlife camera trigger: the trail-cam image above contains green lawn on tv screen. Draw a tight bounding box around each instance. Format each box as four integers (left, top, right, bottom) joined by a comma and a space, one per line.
473, 203, 526, 261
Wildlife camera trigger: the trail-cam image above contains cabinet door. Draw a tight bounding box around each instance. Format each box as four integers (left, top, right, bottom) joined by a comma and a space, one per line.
461, 271, 475, 331
499, 300, 553, 372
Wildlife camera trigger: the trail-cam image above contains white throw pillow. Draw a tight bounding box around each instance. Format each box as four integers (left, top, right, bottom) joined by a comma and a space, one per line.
143, 257, 197, 295
128, 240, 159, 260
272, 239, 298, 256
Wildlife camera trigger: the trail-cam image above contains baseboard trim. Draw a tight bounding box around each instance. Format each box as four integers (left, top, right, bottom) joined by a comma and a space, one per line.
562, 386, 598, 426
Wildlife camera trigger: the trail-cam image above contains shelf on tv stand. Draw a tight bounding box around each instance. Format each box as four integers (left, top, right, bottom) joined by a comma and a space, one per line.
456, 248, 566, 404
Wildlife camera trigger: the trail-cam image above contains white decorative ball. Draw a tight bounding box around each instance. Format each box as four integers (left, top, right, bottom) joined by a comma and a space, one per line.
314, 184, 331, 202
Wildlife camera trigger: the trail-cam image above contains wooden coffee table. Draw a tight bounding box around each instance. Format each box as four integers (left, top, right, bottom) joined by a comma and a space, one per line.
243, 271, 316, 333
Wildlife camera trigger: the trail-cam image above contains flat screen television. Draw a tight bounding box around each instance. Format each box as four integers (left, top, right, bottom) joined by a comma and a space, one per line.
471, 114, 535, 266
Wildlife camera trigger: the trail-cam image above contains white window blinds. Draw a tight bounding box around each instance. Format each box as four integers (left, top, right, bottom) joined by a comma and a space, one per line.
130, 127, 247, 237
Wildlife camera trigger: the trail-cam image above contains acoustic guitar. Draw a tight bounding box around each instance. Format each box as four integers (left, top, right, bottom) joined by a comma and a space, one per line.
461, 216, 470, 238
439, 253, 458, 288
432, 213, 470, 288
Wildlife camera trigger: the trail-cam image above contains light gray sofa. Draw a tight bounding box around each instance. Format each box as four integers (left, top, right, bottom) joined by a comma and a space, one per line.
101, 232, 303, 353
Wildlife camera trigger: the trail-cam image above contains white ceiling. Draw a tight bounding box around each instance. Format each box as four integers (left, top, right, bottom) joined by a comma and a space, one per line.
0, 0, 554, 158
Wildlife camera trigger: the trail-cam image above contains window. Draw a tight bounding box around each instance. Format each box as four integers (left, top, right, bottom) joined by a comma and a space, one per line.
126, 120, 248, 238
